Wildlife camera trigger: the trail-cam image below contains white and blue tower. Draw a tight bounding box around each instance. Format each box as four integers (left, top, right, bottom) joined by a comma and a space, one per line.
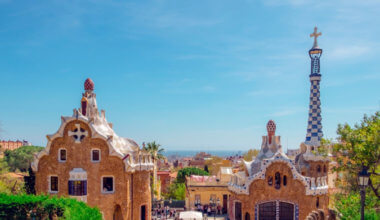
305, 27, 323, 147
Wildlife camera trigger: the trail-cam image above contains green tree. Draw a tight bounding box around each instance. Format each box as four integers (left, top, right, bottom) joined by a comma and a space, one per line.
334, 192, 379, 220
142, 141, 165, 199
4, 146, 44, 172
165, 182, 186, 200
333, 111, 380, 198
176, 167, 209, 184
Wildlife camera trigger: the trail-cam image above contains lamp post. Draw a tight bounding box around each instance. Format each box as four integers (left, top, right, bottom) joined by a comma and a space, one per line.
358, 166, 370, 220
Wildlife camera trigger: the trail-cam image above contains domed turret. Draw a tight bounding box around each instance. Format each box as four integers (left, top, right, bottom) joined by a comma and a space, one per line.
84, 78, 94, 91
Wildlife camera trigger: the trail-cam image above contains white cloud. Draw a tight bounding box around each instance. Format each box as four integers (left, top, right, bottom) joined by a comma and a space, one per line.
329, 45, 371, 60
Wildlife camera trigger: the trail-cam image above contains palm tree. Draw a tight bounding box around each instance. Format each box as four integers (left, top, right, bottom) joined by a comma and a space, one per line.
143, 141, 165, 199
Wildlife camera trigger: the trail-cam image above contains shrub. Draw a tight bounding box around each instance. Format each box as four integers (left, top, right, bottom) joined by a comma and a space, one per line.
0, 193, 102, 219
176, 167, 209, 183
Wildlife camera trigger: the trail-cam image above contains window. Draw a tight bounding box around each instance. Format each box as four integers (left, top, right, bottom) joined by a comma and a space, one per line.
259, 202, 295, 220
102, 177, 114, 193
50, 176, 58, 193
59, 149, 66, 162
91, 149, 100, 162
245, 212, 250, 220
279, 202, 294, 220
283, 175, 287, 186
259, 202, 276, 219
317, 165, 321, 173
141, 205, 146, 220
316, 197, 319, 208
268, 176, 273, 186
210, 194, 216, 201
323, 165, 327, 173
275, 172, 281, 189
195, 194, 201, 205
68, 180, 87, 196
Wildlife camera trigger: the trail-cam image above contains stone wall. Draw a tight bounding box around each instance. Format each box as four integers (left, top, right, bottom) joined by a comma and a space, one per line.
229, 161, 329, 220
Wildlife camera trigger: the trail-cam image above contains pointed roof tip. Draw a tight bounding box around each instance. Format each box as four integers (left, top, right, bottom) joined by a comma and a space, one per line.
84, 78, 94, 91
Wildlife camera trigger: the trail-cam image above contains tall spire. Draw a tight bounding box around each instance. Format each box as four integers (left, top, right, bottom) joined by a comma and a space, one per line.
305, 27, 323, 146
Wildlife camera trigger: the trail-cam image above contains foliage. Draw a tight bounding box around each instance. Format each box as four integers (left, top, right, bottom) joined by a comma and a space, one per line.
176, 167, 209, 183
0, 174, 25, 194
4, 146, 44, 172
243, 149, 259, 161
333, 191, 380, 220
0, 159, 25, 194
332, 111, 380, 198
0, 158, 9, 175
0, 193, 102, 219
164, 182, 186, 200
143, 141, 165, 161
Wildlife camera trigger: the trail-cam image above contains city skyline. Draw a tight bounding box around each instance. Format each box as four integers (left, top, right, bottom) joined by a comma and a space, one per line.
0, 0, 379, 151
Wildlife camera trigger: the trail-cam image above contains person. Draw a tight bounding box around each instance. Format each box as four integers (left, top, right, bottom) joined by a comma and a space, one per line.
207, 206, 211, 216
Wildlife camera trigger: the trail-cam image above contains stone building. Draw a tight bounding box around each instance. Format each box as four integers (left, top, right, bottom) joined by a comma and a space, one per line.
31, 78, 154, 220
0, 139, 31, 150
186, 167, 233, 214
227, 28, 329, 220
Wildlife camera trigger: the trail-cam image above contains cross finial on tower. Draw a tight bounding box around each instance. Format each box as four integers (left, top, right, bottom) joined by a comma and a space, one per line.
310, 26, 322, 49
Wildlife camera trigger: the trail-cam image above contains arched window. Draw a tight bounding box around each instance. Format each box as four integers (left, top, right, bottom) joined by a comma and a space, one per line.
283, 175, 287, 186
245, 212, 250, 220
323, 165, 327, 173
316, 197, 319, 208
317, 165, 321, 173
268, 176, 273, 186
275, 172, 281, 189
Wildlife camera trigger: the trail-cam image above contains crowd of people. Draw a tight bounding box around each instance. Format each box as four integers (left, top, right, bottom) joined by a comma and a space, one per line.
195, 204, 223, 216
152, 205, 178, 219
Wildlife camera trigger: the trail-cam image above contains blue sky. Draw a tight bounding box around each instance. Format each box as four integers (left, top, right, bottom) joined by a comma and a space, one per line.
0, 0, 379, 151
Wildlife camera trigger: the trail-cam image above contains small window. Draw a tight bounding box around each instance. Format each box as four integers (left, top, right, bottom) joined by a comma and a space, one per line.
195, 194, 201, 205
102, 177, 114, 193
317, 165, 321, 173
268, 176, 273, 186
91, 149, 100, 162
50, 176, 58, 193
275, 172, 281, 189
323, 165, 327, 173
283, 175, 287, 186
59, 149, 66, 162
316, 197, 319, 208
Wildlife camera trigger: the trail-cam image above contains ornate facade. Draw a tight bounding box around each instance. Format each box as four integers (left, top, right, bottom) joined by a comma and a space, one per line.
32, 78, 154, 220
227, 28, 329, 220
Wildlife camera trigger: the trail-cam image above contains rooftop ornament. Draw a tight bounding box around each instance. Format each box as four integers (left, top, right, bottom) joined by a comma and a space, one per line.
310, 26, 322, 49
